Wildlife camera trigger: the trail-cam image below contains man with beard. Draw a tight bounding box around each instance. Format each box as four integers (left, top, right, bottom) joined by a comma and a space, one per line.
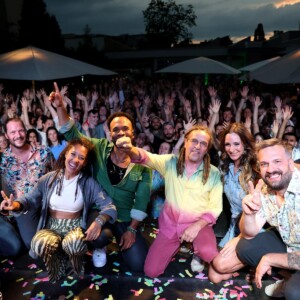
0, 118, 53, 256
116, 125, 223, 278
150, 121, 177, 154
236, 138, 300, 299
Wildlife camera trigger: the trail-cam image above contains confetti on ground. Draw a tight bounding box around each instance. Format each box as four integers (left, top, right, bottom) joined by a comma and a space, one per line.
16, 277, 24, 282
34, 276, 49, 282
154, 286, 163, 295
125, 271, 132, 276
178, 258, 186, 263
33, 291, 46, 300
61, 279, 77, 287
22, 291, 31, 296
195, 273, 208, 279
66, 290, 74, 299
185, 269, 193, 277
28, 263, 37, 269
22, 281, 28, 287
130, 289, 143, 296
91, 274, 102, 281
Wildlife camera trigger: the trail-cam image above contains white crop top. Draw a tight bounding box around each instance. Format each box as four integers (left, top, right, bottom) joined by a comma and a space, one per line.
49, 174, 84, 213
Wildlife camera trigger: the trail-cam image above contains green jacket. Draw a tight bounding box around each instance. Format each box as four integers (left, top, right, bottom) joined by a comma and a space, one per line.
60, 119, 151, 222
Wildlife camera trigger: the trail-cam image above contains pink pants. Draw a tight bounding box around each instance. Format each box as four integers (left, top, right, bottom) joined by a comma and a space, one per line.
144, 225, 218, 278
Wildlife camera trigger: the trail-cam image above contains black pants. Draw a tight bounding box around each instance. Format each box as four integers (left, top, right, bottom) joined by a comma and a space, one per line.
87, 210, 148, 272
236, 228, 300, 300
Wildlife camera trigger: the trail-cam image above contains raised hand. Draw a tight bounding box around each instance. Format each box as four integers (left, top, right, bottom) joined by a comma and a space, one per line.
209, 98, 221, 114
240, 86, 249, 99
282, 105, 294, 121
60, 86, 68, 97
0, 191, 16, 211
207, 86, 217, 99
49, 82, 64, 108
242, 180, 264, 215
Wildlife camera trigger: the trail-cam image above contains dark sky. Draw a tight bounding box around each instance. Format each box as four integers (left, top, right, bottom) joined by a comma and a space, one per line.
44, 0, 300, 42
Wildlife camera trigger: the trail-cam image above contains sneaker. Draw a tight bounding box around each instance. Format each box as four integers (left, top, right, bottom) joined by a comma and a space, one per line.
190, 255, 205, 273
92, 248, 107, 268
265, 279, 285, 298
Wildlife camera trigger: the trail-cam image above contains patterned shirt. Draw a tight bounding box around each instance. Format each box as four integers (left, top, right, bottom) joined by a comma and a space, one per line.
259, 168, 300, 252
0, 145, 54, 198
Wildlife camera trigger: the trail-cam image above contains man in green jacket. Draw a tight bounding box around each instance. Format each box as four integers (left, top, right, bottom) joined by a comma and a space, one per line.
51, 83, 151, 272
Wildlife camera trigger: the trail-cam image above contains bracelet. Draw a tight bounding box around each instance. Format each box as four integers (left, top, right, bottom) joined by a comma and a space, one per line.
127, 226, 137, 234
95, 215, 105, 226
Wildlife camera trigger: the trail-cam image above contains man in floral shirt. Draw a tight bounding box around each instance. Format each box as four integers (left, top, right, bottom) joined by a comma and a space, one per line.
0, 118, 54, 256
237, 138, 300, 299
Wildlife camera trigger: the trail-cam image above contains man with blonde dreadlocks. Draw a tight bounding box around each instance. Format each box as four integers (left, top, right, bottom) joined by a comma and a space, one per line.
117, 125, 223, 278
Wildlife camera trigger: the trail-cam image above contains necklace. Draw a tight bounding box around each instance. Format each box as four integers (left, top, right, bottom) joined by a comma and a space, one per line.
112, 163, 125, 178
113, 151, 129, 165
109, 151, 129, 181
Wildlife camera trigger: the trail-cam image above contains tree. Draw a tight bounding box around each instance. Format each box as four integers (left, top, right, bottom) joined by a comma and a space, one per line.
18, 0, 64, 53
143, 0, 197, 48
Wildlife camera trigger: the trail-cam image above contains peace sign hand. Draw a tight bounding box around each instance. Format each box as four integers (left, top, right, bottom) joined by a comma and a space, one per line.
0, 191, 17, 211
242, 179, 263, 215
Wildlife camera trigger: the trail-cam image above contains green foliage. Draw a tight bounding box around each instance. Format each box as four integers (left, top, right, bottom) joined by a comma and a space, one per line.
143, 0, 197, 47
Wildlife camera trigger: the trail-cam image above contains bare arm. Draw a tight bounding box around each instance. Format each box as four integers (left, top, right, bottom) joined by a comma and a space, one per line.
235, 86, 249, 123
277, 105, 294, 139
239, 180, 266, 239
49, 82, 70, 126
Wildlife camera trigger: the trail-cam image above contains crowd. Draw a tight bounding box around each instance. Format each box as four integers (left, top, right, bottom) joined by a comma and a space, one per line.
0, 76, 300, 298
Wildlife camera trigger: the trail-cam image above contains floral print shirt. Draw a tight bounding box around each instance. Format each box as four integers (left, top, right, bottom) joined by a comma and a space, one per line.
0, 145, 54, 198
259, 168, 300, 252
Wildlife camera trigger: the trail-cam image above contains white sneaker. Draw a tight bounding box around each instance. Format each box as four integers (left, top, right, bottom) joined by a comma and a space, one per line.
265, 279, 285, 298
92, 248, 107, 268
190, 255, 205, 273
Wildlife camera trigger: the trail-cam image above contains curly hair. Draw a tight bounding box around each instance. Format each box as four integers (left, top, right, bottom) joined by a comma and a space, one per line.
49, 138, 95, 197
219, 123, 259, 193
176, 125, 213, 185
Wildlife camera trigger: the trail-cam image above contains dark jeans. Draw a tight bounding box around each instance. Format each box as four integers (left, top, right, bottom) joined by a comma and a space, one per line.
236, 228, 300, 300
15, 209, 40, 249
0, 209, 39, 256
87, 210, 148, 272
0, 216, 24, 256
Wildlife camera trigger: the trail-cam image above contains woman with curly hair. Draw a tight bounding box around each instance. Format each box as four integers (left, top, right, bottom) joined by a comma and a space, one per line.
209, 122, 260, 283
0, 138, 116, 282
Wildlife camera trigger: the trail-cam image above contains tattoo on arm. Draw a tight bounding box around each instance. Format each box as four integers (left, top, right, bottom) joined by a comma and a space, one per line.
287, 253, 300, 270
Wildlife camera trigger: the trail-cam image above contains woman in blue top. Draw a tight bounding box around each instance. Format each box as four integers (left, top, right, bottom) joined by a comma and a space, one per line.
209, 122, 259, 283
46, 126, 68, 160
